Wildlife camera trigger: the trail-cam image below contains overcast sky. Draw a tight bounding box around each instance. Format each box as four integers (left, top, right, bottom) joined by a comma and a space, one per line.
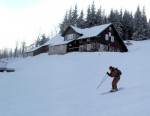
0, 0, 150, 49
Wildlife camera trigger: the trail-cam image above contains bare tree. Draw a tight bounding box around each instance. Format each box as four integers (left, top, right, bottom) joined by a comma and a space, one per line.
14, 41, 19, 58
21, 40, 26, 57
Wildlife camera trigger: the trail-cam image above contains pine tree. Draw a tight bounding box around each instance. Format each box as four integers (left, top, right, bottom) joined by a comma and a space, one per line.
141, 6, 148, 38
72, 4, 78, 26
39, 34, 49, 45
133, 6, 143, 40
59, 11, 69, 34
108, 9, 123, 37
85, 5, 92, 28
85, 2, 97, 28
68, 8, 73, 26
102, 10, 108, 24
76, 9, 85, 28
147, 20, 150, 38
90, 1, 97, 26
96, 6, 103, 25
122, 10, 134, 40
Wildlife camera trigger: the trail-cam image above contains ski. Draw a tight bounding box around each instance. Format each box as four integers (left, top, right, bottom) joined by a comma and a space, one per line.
101, 87, 124, 95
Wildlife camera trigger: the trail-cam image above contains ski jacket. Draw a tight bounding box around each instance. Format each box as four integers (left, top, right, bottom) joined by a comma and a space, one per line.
108, 67, 121, 78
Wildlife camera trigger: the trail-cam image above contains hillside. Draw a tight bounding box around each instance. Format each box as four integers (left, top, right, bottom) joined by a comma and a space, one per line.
0, 40, 150, 116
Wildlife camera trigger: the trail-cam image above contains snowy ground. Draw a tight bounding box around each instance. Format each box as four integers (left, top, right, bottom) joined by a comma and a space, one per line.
0, 40, 150, 116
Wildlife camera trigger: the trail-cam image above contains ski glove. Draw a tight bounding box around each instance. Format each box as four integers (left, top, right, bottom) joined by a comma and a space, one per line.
107, 72, 109, 75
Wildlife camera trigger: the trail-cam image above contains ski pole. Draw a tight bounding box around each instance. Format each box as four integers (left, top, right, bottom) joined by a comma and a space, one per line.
97, 74, 108, 90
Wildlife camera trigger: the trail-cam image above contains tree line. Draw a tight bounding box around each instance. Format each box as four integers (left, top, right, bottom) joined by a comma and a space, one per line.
0, 41, 25, 60
59, 2, 150, 40
0, 34, 50, 60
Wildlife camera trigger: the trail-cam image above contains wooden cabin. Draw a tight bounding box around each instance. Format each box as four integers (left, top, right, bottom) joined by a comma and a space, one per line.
25, 23, 128, 57
60, 23, 128, 53
24, 43, 49, 57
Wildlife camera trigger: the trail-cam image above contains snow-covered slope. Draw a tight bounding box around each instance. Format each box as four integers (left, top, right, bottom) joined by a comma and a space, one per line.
1, 40, 150, 116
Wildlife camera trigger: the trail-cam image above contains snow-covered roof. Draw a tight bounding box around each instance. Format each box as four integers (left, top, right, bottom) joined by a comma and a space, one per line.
25, 34, 72, 52
46, 35, 73, 46
43, 35, 64, 46
25, 45, 41, 52
71, 23, 112, 39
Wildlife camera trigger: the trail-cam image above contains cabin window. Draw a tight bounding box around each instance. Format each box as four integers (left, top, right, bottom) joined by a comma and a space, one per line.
99, 44, 105, 51
65, 34, 76, 41
104, 45, 109, 51
109, 46, 114, 51
111, 36, 114, 42
87, 44, 92, 51
79, 45, 84, 51
79, 45, 87, 51
87, 38, 90, 42
109, 27, 112, 31
105, 34, 109, 41
109, 32, 111, 36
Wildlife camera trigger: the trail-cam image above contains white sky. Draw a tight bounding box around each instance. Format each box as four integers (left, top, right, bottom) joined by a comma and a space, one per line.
0, 0, 150, 49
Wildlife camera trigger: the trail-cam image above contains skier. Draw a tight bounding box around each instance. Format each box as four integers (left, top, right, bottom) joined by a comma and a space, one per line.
107, 66, 122, 92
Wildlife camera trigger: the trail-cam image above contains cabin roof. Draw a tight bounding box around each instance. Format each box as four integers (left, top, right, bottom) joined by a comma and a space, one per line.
64, 23, 112, 39
47, 35, 73, 46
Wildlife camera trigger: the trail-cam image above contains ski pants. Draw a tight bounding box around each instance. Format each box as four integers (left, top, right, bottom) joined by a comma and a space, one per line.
112, 76, 120, 90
